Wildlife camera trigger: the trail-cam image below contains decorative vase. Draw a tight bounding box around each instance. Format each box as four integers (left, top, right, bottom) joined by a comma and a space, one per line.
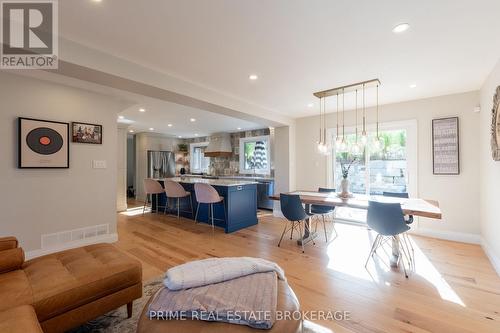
340, 178, 350, 197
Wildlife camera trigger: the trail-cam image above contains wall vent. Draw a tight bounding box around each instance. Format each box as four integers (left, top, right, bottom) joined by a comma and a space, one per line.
41, 224, 110, 249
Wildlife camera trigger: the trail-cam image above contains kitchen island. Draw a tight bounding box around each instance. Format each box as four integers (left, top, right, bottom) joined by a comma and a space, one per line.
152, 177, 258, 233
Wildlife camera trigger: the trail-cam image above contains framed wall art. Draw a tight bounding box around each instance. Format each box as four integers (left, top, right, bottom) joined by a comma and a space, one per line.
72, 122, 102, 144
18, 117, 70, 169
491, 86, 500, 161
432, 117, 460, 175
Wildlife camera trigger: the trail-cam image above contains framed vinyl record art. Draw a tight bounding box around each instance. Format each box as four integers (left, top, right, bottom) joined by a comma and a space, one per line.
18, 118, 69, 168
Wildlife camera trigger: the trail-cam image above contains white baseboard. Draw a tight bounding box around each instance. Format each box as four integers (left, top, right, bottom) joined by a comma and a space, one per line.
408, 228, 481, 244
481, 237, 500, 277
25, 233, 119, 260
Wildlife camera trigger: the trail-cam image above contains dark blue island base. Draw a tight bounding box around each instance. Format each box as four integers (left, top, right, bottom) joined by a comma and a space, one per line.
151, 179, 258, 233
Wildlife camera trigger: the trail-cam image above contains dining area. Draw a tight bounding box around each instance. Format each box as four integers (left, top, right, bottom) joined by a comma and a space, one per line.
271, 189, 442, 278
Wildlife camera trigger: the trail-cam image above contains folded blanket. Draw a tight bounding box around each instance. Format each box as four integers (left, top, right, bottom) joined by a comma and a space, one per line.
150, 271, 278, 329
164, 257, 285, 290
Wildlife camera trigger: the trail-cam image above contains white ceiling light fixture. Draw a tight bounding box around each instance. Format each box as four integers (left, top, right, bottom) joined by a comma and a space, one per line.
149, 127, 154, 131
409, 83, 417, 88
194, 133, 199, 136
168, 123, 173, 127
249, 74, 258, 80
237, 127, 242, 130
139, 108, 146, 112
178, 135, 182, 138
118, 115, 124, 119
129, 129, 134, 133
307, 103, 314, 108
190, 118, 196, 122
392, 23, 410, 34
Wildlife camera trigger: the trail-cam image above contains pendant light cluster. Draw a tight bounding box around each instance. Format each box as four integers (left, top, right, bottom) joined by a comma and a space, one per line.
314, 79, 383, 156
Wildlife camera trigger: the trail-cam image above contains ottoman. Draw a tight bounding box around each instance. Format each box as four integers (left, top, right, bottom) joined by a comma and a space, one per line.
137, 279, 302, 333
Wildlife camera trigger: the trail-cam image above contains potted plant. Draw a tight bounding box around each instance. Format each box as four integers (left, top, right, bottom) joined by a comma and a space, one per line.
177, 143, 188, 152
339, 153, 358, 198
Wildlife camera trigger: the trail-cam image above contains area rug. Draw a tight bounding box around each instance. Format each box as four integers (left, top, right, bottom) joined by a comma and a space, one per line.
68, 278, 320, 333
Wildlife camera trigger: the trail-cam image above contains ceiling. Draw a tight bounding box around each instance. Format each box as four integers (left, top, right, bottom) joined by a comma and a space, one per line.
59, 0, 500, 118
117, 99, 264, 137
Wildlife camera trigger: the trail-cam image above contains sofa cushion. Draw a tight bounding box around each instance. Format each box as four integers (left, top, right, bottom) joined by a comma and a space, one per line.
23, 243, 142, 322
0, 269, 33, 312
0, 305, 43, 333
0, 247, 25, 273
0, 236, 18, 251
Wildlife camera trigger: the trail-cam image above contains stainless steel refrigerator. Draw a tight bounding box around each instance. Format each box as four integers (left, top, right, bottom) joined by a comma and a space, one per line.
147, 151, 175, 179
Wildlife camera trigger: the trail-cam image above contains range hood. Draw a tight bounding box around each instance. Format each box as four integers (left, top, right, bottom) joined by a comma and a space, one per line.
204, 132, 232, 157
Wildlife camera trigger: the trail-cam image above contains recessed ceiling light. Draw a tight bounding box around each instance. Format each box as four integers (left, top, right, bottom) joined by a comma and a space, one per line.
149, 128, 154, 131
178, 135, 182, 138
168, 124, 173, 127
194, 133, 199, 136
237, 127, 242, 130
92, 0, 102, 2
409, 83, 417, 88
307, 103, 314, 108
392, 23, 410, 34
139, 108, 146, 112
118, 115, 124, 120
129, 130, 134, 133
190, 118, 196, 122
249, 74, 258, 80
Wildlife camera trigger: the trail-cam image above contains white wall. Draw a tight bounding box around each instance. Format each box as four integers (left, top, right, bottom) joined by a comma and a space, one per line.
295, 91, 480, 239
479, 60, 500, 272
135, 133, 179, 199
0, 72, 130, 252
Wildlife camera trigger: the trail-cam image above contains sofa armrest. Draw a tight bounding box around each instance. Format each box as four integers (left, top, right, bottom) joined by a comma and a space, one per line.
0, 237, 19, 251
0, 248, 25, 273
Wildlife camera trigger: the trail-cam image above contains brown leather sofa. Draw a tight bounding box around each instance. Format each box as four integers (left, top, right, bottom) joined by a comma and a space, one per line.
0, 236, 142, 333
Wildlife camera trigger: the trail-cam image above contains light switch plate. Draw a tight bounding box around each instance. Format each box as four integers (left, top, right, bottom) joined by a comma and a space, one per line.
92, 160, 107, 169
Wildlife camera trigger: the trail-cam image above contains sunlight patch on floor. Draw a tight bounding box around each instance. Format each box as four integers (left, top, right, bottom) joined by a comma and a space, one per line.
120, 206, 149, 216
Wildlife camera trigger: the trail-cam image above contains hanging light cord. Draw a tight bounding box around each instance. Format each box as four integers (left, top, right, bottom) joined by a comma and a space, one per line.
336, 92, 339, 141
376, 84, 379, 138
342, 89, 345, 141
362, 83, 366, 135
355, 89, 358, 141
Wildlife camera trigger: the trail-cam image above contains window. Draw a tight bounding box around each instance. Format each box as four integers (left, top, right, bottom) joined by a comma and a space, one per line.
190, 142, 210, 173
239, 135, 271, 175
328, 120, 417, 223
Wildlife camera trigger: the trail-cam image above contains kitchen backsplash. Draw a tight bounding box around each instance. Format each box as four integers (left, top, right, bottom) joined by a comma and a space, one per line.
181, 128, 272, 176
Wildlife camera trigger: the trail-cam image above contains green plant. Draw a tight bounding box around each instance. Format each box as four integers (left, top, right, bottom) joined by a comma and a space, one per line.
340, 155, 358, 179
177, 143, 188, 152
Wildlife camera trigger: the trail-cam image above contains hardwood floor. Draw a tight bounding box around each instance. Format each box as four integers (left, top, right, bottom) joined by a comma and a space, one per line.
115, 202, 500, 333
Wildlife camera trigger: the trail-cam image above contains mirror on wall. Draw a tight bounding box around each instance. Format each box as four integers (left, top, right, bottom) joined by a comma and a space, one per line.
492, 86, 500, 161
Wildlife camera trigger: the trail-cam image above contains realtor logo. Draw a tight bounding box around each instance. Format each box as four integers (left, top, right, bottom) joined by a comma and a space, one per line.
1, 0, 58, 69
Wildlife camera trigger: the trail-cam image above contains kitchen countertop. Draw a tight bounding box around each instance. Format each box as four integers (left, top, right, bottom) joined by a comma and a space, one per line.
183, 174, 274, 181
162, 177, 258, 187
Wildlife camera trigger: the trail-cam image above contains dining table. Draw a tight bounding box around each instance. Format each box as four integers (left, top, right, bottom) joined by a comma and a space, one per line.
270, 191, 442, 268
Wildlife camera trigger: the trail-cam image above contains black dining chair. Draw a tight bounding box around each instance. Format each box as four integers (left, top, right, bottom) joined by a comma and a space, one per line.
365, 201, 414, 278
310, 188, 337, 242
279, 193, 314, 253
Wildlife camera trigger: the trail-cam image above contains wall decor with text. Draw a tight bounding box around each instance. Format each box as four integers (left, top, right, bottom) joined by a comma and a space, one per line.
18, 117, 70, 169
72, 122, 102, 144
432, 117, 460, 175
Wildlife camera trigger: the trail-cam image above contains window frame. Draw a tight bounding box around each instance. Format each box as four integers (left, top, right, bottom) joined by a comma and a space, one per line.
190, 141, 210, 173
239, 135, 271, 175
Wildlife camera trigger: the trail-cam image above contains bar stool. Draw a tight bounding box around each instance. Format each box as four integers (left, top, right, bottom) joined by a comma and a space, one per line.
194, 183, 225, 230
142, 179, 165, 215
164, 180, 194, 218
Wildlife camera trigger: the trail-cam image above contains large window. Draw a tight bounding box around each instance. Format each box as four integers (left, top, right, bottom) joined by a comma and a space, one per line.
190, 142, 210, 173
239, 135, 270, 175
328, 120, 417, 223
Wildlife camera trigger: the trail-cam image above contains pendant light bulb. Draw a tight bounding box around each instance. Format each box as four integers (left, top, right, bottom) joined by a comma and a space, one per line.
360, 131, 368, 145
351, 142, 361, 155
373, 136, 384, 151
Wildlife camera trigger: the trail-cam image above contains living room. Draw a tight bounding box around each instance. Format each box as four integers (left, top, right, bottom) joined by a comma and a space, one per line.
1, 1, 499, 333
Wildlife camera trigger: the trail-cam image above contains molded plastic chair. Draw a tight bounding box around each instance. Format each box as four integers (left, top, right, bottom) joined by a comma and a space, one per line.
142, 179, 165, 215
310, 187, 337, 242
194, 183, 225, 231
382, 191, 414, 224
164, 180, 194, 219
279, 193, 314, 253
365, 201, 414, 278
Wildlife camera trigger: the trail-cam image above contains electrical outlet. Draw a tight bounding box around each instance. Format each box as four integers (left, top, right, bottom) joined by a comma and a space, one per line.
92, 160, 107, 169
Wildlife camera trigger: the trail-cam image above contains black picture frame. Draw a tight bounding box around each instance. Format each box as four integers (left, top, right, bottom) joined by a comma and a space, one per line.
432, 116, 460, 175
71, 122, 103, 144
18, 117, 70, 169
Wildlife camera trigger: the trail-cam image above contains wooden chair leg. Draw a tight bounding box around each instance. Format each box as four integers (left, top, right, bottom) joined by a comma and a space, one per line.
127, 301, 133, 318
